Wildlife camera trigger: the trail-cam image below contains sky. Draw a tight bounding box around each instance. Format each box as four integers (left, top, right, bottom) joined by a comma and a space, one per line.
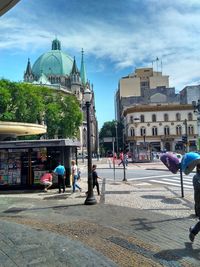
1, 0, 200, 129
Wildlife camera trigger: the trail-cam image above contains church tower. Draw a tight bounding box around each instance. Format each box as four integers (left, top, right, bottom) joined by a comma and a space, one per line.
80, 49, 87, 86
70, 57, 82, 101
24, 58, 34, 82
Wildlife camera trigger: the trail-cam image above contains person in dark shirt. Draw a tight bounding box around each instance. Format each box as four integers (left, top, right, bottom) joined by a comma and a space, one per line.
193, 164, 200, 217
92, 164, 101, 196
189, 164, 200, 242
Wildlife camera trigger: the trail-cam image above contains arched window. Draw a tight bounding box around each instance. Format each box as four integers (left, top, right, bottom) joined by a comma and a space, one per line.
130, 128, 135, 136
188, 125, 194, 135
176, 113, 181, 121
164, 113, 169, 122
140, 114, 145, 122
188, 112, 193, 121
152, 114, 156, 122
152, 126, 158, 136
164, 126, 170, 136
140, 127, 146, 136
176, 125, 182, 135
130, 116, 133, 123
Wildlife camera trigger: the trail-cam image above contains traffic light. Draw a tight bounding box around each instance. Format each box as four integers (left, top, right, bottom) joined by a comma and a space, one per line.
124, 142, 129, 152
182, 135, 188, 144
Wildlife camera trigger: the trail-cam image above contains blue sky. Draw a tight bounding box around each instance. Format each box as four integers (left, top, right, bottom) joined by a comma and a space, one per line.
1, 0, 200, 128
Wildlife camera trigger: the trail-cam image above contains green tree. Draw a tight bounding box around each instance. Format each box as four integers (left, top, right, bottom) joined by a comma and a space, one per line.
0, 79, 82, 139
99, 120, 124, 156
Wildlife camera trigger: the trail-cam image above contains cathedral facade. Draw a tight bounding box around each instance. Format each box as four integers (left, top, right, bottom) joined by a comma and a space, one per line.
24, 38, 98, 156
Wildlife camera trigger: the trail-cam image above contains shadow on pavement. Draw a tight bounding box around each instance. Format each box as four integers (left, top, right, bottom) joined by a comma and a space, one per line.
130, 216, 188, 231
154, 242, 200, 263
3, 203, 84, 214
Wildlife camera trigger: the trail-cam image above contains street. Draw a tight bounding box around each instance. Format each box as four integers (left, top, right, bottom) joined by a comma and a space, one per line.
80, 161, 193, 191
0, 160, 199, 267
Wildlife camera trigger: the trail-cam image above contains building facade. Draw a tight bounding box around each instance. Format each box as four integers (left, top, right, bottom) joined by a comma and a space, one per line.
116, 67, 175, 121
24, 39, 98, 156
116, 67, 200, 159
123, 104, 197, 160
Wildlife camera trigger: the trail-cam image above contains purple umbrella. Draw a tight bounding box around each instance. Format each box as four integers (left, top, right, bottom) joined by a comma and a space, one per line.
160, 153, 180, 174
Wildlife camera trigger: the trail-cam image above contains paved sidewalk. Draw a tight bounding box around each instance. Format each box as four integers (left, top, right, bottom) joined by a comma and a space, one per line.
0, 161, 199, 266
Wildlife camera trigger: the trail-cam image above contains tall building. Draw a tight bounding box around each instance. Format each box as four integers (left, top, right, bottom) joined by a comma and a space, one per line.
115, 66, 198, 159
116, 67, 173, 121
24, 39, 98, 155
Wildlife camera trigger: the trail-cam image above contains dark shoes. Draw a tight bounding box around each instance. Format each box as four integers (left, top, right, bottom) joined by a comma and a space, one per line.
189, 227, 195, 242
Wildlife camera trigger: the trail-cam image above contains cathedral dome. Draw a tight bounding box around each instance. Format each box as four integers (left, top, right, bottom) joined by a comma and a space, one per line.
32, 39, 73, 77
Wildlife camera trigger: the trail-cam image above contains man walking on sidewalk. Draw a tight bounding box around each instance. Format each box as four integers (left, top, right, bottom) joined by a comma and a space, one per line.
53, 162, 66, 193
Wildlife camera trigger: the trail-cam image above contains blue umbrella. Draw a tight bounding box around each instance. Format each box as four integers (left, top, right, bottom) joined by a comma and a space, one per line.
181, 152, 200, 175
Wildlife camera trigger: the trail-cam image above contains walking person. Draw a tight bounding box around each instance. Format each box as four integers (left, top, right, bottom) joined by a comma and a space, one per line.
118, 151, 124, 166
189, 164, 200, 242
53, 162, 66, 193
193, 164, 200, 217
124, 153, 129, 166
92, 164, 101, 195
71, 160, 82, 193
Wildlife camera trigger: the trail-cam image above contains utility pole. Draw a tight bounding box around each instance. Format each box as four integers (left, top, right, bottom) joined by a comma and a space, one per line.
183, 119, 188, 153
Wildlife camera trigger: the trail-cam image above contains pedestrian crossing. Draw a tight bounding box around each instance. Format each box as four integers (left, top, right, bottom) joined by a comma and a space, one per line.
129, 174, 194, 189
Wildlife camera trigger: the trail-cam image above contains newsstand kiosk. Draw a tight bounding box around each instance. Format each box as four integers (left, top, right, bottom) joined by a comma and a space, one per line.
0, 139, 80, 190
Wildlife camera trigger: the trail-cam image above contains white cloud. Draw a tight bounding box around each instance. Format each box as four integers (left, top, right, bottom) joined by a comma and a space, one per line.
1, 0, 200, 91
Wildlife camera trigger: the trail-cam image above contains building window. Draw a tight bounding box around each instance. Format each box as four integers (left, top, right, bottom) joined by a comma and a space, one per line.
130, 128, 135, 136
140, 114, 145, 122
140, 81, 149, 88
188, 112, 193, 121
152, 114, 156, 122
176, 113, 181, 121
140, 127, 146, 136
176, 125, 182, 135
164, 126, 170, 136
164, 113, 169, 122
188, 125, 194, 135
130, 116, 133, 123
152, 126, 158, 136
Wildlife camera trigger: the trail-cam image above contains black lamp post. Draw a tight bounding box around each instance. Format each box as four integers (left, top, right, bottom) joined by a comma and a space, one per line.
114, 121, 118, 153
84, 87, 97, 205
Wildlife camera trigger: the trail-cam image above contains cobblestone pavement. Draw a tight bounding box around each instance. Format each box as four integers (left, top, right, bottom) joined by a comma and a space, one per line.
0, 161, 199, 266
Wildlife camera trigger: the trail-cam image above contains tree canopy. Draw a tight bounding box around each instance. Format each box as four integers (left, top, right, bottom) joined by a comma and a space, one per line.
99, 120, 124, 155
0, 79, 82, 139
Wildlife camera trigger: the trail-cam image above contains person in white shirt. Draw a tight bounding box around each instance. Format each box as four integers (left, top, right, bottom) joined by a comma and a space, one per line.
71, 160, 82, 193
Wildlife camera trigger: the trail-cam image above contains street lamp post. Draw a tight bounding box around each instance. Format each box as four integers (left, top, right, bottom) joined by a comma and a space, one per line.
114, 121, 118, 153
193, 100, 200, 151
84, 88, 97, 205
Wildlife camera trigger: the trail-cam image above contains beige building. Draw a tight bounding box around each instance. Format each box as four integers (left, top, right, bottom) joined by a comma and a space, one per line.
115, 66, 199, 160
123, 103, 197, 160
119, 67, 169, 98
116, 67, 172, 122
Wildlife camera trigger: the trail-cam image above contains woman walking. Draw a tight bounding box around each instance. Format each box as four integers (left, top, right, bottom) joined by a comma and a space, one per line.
71, 160, 82, 193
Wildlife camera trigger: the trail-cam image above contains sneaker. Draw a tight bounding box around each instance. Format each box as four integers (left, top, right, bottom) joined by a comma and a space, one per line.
44, 188, 48, 192
189, 227, 195, 242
